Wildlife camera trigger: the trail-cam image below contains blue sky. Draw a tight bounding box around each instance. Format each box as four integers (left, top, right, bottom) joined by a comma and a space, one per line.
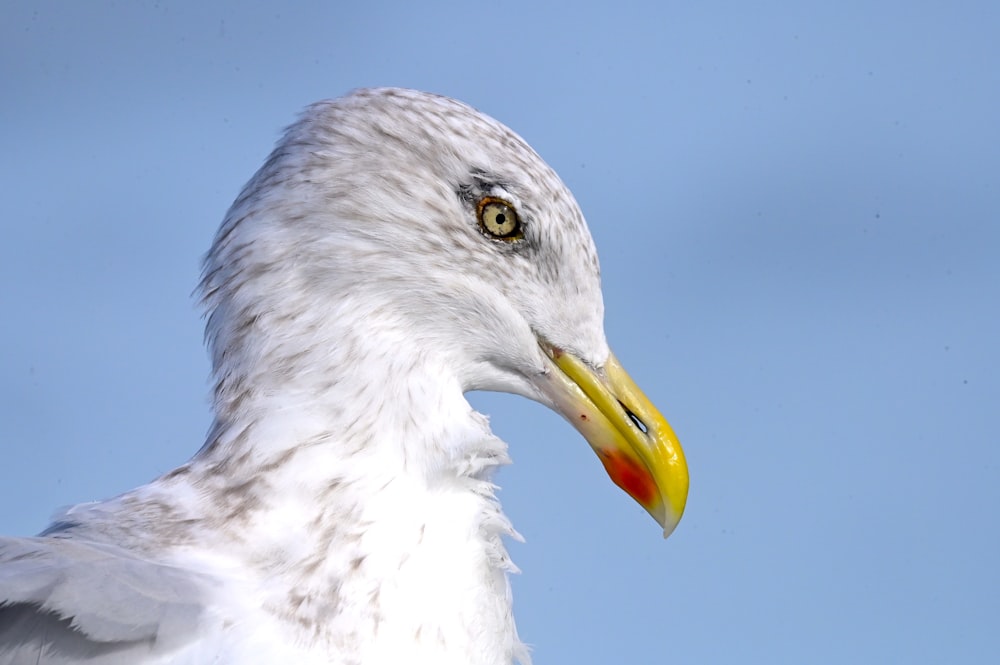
2, 1, 997, 662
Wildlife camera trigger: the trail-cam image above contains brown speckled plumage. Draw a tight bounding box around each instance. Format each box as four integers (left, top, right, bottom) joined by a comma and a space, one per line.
0, 88, 625, 665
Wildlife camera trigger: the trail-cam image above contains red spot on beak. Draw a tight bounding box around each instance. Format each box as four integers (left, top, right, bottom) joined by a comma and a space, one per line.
598, 449, 657, 508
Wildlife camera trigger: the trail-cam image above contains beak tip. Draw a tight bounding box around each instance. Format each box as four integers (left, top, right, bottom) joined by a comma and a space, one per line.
658, 508, 684, 539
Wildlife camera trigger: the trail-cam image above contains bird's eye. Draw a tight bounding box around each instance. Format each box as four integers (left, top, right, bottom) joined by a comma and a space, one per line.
477, 197, 523, 241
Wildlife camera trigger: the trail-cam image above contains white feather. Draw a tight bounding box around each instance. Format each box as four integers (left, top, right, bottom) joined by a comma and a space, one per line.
0, 88, 610, 664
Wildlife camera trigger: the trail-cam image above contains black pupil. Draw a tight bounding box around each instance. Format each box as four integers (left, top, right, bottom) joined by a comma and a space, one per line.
495, 212, 506, 226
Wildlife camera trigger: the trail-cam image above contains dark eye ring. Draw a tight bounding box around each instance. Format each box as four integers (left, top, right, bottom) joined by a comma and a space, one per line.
477, 197, 523, 241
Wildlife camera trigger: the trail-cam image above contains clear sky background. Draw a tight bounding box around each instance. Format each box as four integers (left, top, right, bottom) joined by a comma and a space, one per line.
2, 2, 997, 662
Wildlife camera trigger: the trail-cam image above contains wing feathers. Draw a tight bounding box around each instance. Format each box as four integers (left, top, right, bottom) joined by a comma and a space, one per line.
0, 537, 208, 663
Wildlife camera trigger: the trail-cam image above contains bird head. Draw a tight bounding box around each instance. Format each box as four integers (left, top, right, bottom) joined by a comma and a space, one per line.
201, 88, 688, 537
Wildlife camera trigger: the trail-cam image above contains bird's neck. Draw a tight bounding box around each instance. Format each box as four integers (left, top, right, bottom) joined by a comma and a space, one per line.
143, 333, 528, 664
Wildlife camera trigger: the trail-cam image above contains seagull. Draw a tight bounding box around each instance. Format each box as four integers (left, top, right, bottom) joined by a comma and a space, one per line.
0, 88, 689, 664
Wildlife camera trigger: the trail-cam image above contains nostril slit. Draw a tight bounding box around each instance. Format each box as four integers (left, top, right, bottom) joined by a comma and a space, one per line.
619, 401, 648, 434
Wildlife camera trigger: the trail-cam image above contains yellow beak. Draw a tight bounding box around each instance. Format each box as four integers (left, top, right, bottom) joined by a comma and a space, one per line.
536, 345, 689, 538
